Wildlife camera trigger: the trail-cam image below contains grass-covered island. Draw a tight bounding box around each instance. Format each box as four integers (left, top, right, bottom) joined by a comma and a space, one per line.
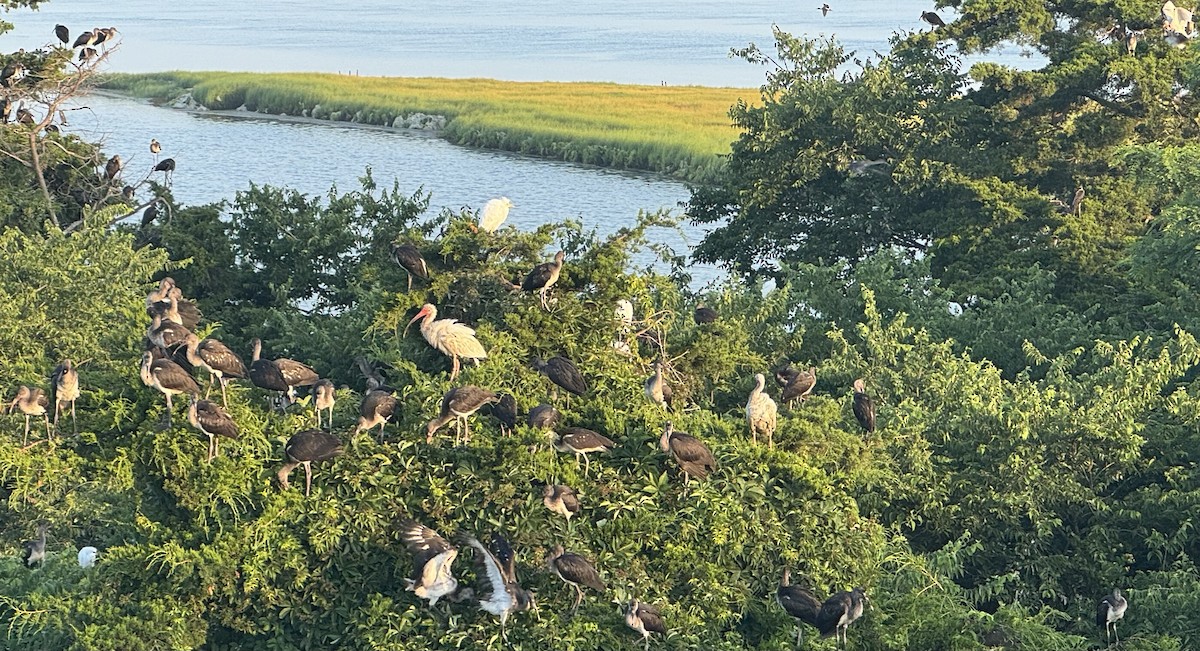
101, 72, 753, 182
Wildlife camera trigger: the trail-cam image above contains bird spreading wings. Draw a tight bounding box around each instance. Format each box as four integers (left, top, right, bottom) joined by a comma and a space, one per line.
400, 521, 459, 606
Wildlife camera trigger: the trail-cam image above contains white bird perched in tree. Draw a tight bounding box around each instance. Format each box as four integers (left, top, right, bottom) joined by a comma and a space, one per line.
404, 303, 488, 380
479, 196, 513, 233
78, 546, 98, 568
1163, 1, 1195, 35
746, 373, 778, 447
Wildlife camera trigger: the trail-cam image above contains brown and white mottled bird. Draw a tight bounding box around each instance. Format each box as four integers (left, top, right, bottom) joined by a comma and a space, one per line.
817, 587, 867, 650
693, 304, 718, 325
552, 427, 615, 476
277, 428, 343, 496
249, 338, 291, 404
187, 398, 239, 462
405, 303, 488, 381
458, 532, 535, 640
139, 351, 200, 428
545, 544, 605, 615
103, 154, 121, 181
78, 47, 97, 62
248, 339, 318, 404
54, 24, 69, 44
400, 520, 459, 607
390, 242, 429, 292
355, 387, 397, 440
775, 365, 816, 406
313, 379, 335, 431
149, 138, 161, 158
644, 361, 672, 410
527, 403, 560, 430
777, 568, 822, 648
50, 359, 80, 435
660, 422, 716, 481
1070, 185, 1085, 216
8, 386, 50, 445
920, 11, 946, 28
1097, 588, 1128, 646
533, 356, 587, 398
625, 599, 667, 651
746, 373, 778, 447
426, 385, 500, 445
184, 334, 246, 408
22, 522, 49, 567
852, 378, 876, 433
542, 483, 581, 522
147, 313, 193, 353
522, 250, 566, 309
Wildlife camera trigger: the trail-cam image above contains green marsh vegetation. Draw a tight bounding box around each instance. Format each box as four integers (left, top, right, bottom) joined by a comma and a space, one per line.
101, 71, 750, 182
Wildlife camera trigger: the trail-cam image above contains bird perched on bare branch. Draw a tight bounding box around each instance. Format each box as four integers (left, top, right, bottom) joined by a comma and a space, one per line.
103, 154, 121, 181
54, 24, 69, 44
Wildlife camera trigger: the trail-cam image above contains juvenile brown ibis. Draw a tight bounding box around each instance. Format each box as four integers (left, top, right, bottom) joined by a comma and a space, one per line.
277, 428, 343, 496
1097, 588, 1128, 645
542, 483, 581, 521
154, 157, 176, 184
249, 338, 291, 403
479, 196, 513, 233
528, 403, 560, 430
140, 351, 200, 428
355, 387, 397, 440
22, 522, 49, 567
644, 361, 672, 410
249, 339, 318, 403
426, 385, 500, 445
78, 47, 97, 62
187, 398, 239, 462
817, 587, 867, 650
693, 305, 718, 324
533, 356, 587, 397
8, 386, 50, 444
545, 544, 604, 615
50, 359, 80, 435
852, 379, 875, 433
625, 599, 667, 651
920, 11, 946, 28
490, 393, 517, 435
146, 276, 173, 308
140, 203, 159, 228
459, 532, 535, 640
54, 24, 69, 44
146, 284, 202, 330
103, 154, 121, 181
184, 333, 246, 408
1071, 185, 1085, 216
660, 421, 716, 481
400, 520, 459, 607
777, 568, 822, 647
149, 138, 161, 156
552, 427, 614, 476
313, 379, 335, 431
93, 26, 116, 45
405, 303, 487, 381
148, 313, 193, 352
390, 242, 429, 292
746, 373, 778, 447
522, 250, 565, 309
775, 365, 816, 406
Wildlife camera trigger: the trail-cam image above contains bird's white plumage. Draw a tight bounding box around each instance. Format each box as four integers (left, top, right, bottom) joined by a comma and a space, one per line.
416, 305, 488, 361
479, 197, 513, 233
78, 546, 98, 568
747, 373, 778, 443
406, 548, 459, 605
463, 536, 515, 618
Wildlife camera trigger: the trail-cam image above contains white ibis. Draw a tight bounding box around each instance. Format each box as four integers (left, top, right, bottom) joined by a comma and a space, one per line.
400, 520, 459, 607
22, 522, 49, 567
140, 351, 200, 428
533, 356, 587, 397
660, 421, 716, 481
491, 393, 517, 435
55, 24, 69, 44
852, 379, 876, 433
50, 359, 80, 435
277, 428, 343, 496
615, 299, 634, 328
103, 154, 121, 181
78, 546, 98, 568
458, 532, 535, 640
426, 385, 500, 445
1098, 588, 1128, 646
552, 427, 614, 476
644, 361, 672, 410
479, 196, 513, 233
8, 386, 50, 445
625, 599, 667, 651
528, 403, 560, 430
545, 544, 604, 615
405, 303, 488, 381
693, 305, 717, 325
920, 11, 946, 29
184, 333, 246, 407
777, 568, 822, 647
313, 379, 335, 431
249, 338, 291, 403
187, 398, 239, 462
355, 388, 398, 440
390, 242, 429, 292
522, 250, 565, 309
775, 365, 816, 406
542, 483, 581, 521
746, 373, 778, 447
816, 587, 867, 650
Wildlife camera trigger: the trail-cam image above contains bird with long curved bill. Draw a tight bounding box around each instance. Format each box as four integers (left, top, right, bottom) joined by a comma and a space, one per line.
626, 599, 667, 650
777, 568, 822, 648
277, 428, 343, 496
405, 303, 487, 381
546, 544, 605, 616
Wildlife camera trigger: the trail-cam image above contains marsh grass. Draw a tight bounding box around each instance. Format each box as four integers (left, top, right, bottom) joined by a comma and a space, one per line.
102, 72, 753, 182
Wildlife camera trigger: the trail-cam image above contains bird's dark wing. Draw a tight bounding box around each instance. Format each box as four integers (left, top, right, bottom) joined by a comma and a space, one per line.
196, 400, 239, 438
778, 585, 822, 626
561, 427, 615, 450
402, 520, 455, 575
361, 391, 398, 419
152, 359, 201, 395
671, 433, 714, 465
773, 364, 799, 386
391, 244, 429, 279
853, 393, 875, 432
1096, 597, 1112, 627
174, 299, 202, 330
276, 359, 319, 387
286, 429, 343, 462
250, 360, 289, 392
488, 532, 517, 582
559, 486, 581, 514
198, 339, 247, 377
547, 357, 587, 395
638, 603, 668, 634
522, 262, 554, 290
492, 394, 517, 428
817, 592, 851, 636
558, 552, 605, 591
154, 158, 176, 172
528, 404, 559, 428
448, 385, 499, 413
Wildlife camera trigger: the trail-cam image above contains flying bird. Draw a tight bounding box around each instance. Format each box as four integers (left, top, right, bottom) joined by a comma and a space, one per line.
1097, 588, 1128, 646
852, 378, 876, 433
405, 303, 488, 381
277, 428, 343, 496
400, 520, 459, 608
818, 4, 831, 16
625, 599, 667, 651
479, 196, 514, 233
522, 250, 566, 309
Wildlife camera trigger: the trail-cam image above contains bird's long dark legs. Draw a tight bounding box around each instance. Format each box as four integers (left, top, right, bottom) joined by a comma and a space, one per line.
71, 400, 77, 436
303, 461, 313, 497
